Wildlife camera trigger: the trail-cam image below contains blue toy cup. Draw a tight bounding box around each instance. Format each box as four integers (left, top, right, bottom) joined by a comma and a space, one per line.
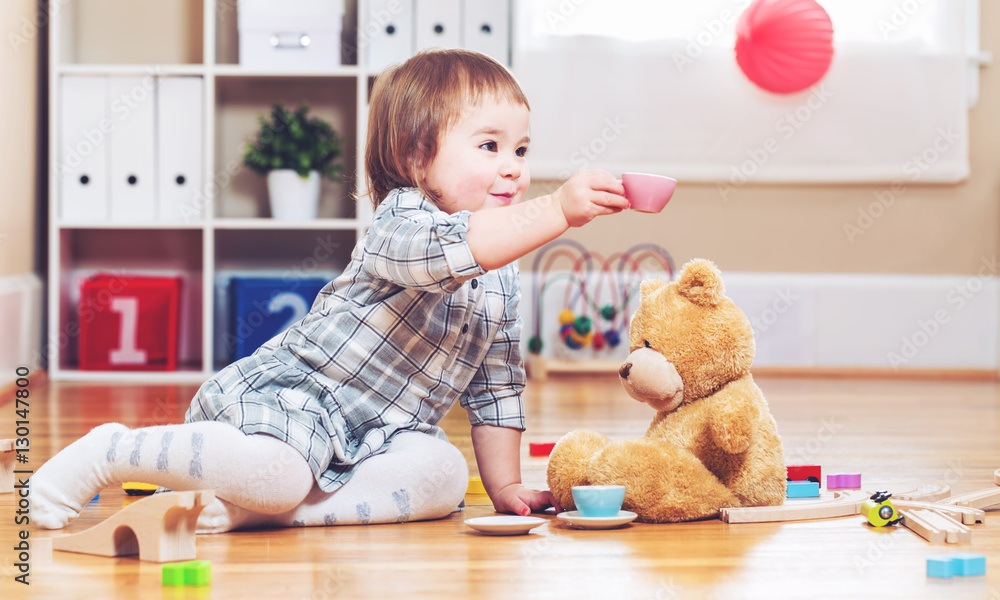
571, 485, 626, 517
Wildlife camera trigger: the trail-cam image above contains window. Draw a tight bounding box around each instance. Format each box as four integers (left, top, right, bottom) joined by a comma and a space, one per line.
514, 0, 980, 183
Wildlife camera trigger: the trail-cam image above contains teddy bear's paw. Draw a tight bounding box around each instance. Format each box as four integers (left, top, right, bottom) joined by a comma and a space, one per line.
546, 430, 611, 510
587, 439, 740, 523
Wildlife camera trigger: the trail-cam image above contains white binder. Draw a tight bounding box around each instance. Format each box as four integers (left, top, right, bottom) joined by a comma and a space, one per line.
415, 0, 461, 53
157, 77, 204, 223
463, 0, 509, 65
367, 0, 414, 71
59, 77, 110, 223
108, 77, 157, 222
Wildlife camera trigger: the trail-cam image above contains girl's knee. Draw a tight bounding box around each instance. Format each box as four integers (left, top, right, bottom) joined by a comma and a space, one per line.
244, 435, 314, 513
409, 438, 468, 511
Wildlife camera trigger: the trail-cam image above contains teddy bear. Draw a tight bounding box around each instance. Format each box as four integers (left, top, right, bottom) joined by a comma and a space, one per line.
546, 259, 786, 522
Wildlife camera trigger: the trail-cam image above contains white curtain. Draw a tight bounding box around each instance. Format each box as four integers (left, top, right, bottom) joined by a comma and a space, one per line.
512, 0, 970, 183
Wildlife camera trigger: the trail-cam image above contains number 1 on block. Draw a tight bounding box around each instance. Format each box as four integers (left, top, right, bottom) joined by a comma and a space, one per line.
109, 296, 148, 365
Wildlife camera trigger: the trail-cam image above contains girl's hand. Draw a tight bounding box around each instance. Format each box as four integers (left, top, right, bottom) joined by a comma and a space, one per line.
491, 483, 562, 516
553, 170, 629, 228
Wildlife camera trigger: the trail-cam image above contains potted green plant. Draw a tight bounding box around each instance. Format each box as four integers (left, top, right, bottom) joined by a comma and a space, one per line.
242, 103, 343, 220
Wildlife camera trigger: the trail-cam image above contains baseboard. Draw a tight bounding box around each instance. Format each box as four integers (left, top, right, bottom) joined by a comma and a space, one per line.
522, 270, 1000, 373
0, 273, 42, 387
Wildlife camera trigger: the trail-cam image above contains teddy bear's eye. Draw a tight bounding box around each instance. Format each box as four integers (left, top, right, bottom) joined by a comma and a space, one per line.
644, 340, 651, 349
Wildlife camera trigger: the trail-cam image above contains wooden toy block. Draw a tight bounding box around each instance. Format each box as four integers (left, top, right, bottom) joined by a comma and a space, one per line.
53, 490, 214, 562
163, 560, 212, 586
1, 439, 16, 494
941, 487, 1000, 510
891, 499, 985, 525
892, 483, 952, 503
826, 473, 861, 489
901, 509, 971, 544
529, 442, 556, 457
123, 481, 159, 496
720, 490, 869, 524
786, 465, 821, 483
786, 481, 820, 498
952, 553, 986, 576
926, 555, 956, 578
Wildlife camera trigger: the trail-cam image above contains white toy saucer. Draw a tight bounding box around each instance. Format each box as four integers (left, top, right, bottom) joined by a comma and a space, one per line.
556, 510, 638, 529
465, 515, 547, 536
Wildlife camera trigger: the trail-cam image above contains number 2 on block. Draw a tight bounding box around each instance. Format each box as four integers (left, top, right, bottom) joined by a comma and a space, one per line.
109, 296, 148, 365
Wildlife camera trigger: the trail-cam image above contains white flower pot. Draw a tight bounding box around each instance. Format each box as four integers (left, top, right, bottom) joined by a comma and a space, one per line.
266, 169, 320, 220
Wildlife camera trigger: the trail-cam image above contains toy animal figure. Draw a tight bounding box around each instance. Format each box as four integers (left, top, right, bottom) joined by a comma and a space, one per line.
546, 259, 786, 522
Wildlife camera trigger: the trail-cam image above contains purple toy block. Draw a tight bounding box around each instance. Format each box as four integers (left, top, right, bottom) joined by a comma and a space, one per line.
827, 473, 861, 489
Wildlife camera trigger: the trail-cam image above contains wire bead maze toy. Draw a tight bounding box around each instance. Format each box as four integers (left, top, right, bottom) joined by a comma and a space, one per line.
526, 240, 675, 377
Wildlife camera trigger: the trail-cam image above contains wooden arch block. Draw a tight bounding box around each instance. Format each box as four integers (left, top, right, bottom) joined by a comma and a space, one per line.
53, 490, 214, 562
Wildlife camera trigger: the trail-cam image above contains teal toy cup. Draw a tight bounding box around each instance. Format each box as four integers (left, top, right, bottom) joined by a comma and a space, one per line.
571, 485, 626, 517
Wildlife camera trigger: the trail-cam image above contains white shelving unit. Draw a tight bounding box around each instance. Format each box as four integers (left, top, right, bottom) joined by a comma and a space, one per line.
47, 0, 376, 382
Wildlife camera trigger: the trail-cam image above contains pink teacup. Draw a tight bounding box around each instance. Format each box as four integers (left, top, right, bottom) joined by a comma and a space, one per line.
622, 173, 677, 213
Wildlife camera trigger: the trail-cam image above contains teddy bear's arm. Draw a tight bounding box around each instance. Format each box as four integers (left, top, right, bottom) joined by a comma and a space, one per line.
708, 376, 762, 454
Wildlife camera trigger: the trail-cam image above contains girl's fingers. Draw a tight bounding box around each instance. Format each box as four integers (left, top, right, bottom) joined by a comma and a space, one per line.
596, 191, 629, 209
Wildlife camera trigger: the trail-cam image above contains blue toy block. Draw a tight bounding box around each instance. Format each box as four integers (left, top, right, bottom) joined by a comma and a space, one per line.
926, 556, 956, 579
952, 554, 986, 576
228, 277, 329, 360
786, 481, 820, 498
926, 554, 986, 578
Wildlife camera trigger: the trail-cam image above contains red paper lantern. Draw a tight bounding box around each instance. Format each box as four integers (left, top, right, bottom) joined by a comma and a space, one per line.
735, 0, 834, 95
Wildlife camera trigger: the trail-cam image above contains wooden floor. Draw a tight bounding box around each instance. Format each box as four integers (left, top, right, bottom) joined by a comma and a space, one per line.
2, 373, 999, 599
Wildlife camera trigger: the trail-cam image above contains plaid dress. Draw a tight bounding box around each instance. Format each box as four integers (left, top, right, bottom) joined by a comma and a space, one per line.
185, 188, 526, 492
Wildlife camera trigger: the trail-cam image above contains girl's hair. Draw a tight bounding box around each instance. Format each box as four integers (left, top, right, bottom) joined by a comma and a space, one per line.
364, 49, 530, 208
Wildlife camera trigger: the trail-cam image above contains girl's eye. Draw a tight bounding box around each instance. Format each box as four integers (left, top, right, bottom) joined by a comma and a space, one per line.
480, 141, 497, 152
516, 146, 529, 157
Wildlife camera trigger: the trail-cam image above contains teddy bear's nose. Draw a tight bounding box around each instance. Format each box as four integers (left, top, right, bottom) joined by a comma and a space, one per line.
619, 362, 632, 379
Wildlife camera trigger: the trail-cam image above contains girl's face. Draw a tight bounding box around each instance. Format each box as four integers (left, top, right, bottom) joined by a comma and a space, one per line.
421, 97, 531, 214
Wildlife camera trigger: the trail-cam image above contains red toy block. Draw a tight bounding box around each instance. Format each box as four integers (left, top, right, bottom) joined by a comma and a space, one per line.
79, 274, 182, 371
529, 442, 556, 457
786, 465, 821, 483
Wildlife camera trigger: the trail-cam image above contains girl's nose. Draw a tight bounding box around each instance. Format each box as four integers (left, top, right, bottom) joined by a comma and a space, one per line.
500, 156, 521, 179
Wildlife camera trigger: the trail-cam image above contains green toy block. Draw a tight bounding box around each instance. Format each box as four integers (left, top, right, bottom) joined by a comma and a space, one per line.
162, 560, 212, 586
162, 563, 186, 586
926, 556, 955, 579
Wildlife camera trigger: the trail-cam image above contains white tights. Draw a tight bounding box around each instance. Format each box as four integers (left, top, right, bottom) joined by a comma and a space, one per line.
30, 421, 467, 533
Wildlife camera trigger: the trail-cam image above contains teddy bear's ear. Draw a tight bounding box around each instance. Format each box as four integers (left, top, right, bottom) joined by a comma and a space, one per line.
677, 259, 725, 307
639, 278, 667, 303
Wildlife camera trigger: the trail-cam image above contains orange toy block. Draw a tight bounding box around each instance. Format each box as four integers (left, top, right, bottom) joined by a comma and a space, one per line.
53, 490, 214, 562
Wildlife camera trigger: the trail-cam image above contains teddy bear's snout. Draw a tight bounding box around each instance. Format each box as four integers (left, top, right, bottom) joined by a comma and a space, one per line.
618, 362, 632, 379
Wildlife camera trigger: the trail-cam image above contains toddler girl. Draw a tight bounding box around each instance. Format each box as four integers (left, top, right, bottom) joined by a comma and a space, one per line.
32, 49, 629, 532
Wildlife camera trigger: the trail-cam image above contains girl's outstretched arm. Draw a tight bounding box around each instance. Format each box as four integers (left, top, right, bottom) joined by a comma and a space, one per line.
467, 170, 627, 271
